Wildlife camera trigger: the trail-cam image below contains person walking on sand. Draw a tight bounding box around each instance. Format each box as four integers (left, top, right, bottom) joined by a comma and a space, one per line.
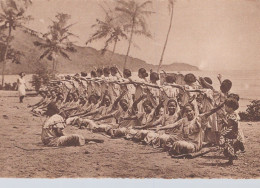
17, 72, 27, 103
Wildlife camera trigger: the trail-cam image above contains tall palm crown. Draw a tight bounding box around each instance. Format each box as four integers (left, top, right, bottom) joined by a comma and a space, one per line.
115, 0, 154, 69
0, 0, 31, 30
33, 13, 77, 71
86, 7, 127, 64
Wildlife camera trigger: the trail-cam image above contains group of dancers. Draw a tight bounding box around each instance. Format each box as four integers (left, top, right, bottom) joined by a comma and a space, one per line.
29, 66, 245, 165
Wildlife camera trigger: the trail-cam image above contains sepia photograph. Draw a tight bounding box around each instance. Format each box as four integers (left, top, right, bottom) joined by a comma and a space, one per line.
0, 0, 260, 180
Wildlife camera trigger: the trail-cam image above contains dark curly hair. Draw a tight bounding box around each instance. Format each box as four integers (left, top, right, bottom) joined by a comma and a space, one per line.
228, 93, 240, 102
91, 71, 97, 77
150, 72, 159, 81
110, 66, 118, 74
97, 68, 103, 75
138, 68, 148, 78
220, 79, 232, 93
184, 73, 196, 84
167, 99, 177, 106
103, 67, 110, 75
45, 102, 60, 117
123, 69, 132, 78
225, 98, 239, 111
165, 75, 176, 84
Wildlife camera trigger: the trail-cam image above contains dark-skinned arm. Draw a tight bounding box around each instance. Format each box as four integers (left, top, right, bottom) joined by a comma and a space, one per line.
202, 102, 225, 118
93, 111, 116, 121
132, 95, 146, 114
112, 90, 127, 110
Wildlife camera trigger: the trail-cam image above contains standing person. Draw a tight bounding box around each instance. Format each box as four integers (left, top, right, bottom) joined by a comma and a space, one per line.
219, 97, 245, 165
17, 72, 27, 103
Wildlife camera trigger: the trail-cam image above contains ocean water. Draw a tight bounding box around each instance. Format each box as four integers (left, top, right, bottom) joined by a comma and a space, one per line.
1, 69, 259, 108
180, 70, 260, 101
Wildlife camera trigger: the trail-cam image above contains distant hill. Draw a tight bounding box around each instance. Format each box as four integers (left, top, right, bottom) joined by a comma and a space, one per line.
0, 27, 199, 74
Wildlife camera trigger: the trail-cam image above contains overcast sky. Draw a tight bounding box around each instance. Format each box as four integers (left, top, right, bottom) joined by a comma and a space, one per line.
25, 0, 260, 70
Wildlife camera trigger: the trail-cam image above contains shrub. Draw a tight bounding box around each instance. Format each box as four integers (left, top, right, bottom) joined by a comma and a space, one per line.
31, 63, 56, 92
239, 100, 260, 121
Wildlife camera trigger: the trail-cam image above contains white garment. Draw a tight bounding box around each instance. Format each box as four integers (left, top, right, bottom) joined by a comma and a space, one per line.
17, 77, 26, 96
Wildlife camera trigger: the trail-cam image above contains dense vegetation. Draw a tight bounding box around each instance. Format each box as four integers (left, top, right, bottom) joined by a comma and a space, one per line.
239, 100, 260, 121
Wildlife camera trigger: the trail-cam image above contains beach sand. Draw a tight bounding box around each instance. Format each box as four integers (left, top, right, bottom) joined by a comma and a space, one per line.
0, 91, 259, 178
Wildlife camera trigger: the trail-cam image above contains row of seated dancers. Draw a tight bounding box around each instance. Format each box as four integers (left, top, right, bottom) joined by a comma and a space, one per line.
30, 66, 245, 165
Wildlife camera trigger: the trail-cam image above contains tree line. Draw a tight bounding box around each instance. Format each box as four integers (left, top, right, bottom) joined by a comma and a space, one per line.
0, 0, 176, 86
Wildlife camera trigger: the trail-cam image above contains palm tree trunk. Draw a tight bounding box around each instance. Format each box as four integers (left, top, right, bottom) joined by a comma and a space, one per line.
52, 59, 55, 72
54, 61, 58, 72
157, 3, 174, 73
109, 38, 118, 65
1, 26, 12, 87
123, 18, 135, 70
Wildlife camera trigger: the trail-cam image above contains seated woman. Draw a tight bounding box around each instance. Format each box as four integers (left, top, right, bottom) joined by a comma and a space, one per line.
185, 77, 218, 145
118, 95, 155, 129
74, 90, 139, 137
157, 102, 224, 155
41, 102, 103, 147
68, 96, 88, 116
150, 99, 182, 149
82, 91, 129, 131
107, 96, 159, 142
62, 92, 85, 117
80, 93, 114, 120
54, 93, 65, 109
70, 93, 101, 117
57, 92, 71, 110
65, 93, 101, 125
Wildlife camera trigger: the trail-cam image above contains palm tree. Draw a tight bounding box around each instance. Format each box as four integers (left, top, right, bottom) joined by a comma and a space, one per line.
86, 7, 127, 65
157, 0, 176, 73
33, 13, 77, 72
0, 0, 32, 86
115, 0, 154, 69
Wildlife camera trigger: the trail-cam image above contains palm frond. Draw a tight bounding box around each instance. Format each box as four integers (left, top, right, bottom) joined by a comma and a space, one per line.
40, 49, 51, 59
59, 32, 77, 43
115, 7, 133, 16
59, 49, 71, 60
60, 22, 77, 35
33, 41, 47, 48
101, 35, 115, 55
138, 10, 155, 16
133, 30, 152, 38
6, 0, 19, 11
66, 45, 77, 53
138, 0, 152, 10
87, 30, 110, 44
116, 0, 131, 9
0, 24, 7, 31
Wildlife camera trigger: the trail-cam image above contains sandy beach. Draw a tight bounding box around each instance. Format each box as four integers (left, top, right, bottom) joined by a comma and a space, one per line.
0, 91, 259, 178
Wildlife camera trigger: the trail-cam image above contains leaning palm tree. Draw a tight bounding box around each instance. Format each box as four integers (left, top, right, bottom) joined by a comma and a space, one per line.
86, 7, 127, 65
0, 0, 32, 86
157, 0, 176, 73
115, 0, 154, 69
33, 13, 77, 72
